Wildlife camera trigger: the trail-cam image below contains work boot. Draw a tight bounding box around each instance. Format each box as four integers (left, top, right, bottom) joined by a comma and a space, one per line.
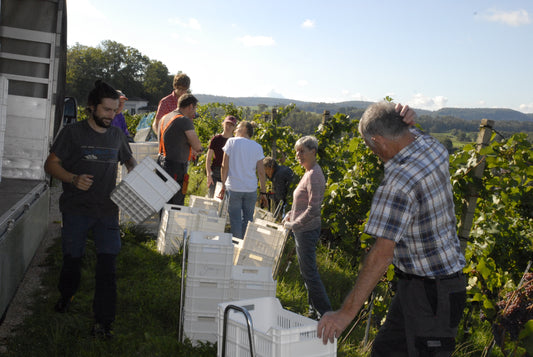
54, 296, 73, 313
91, 322, 114, 340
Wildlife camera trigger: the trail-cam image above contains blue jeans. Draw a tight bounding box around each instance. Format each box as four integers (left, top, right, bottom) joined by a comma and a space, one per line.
59, 213, 121, 325
294, 227, 332, 315
227, 190, 256, 239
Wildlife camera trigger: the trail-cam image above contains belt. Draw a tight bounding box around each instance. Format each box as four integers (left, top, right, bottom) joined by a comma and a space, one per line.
394, 268, 463, 281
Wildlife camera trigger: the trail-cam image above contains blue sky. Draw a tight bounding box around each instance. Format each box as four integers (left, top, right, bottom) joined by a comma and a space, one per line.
67, 0, 533, 113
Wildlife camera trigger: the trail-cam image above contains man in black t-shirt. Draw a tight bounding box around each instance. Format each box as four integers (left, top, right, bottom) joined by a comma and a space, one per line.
157, 94, 202, 205
45, 80, 136, 339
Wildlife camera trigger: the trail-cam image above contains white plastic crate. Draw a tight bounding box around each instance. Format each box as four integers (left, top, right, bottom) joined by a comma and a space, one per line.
196, 214, 226, 233
187, 232, 234, 279
217, 297, 337, 357
117, 142, 159, 182
157, 204, 222, 254
111, 157, 180, 223
184, 276, 231, 314
254, 207, 276, 222
233, 221, 288, 273
230, 266, 276, 301
189, 195, 221, 212
234, 247, 276, 270
183, 311, 218, 345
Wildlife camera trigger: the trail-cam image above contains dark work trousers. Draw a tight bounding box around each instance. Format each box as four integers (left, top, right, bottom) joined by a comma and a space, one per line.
158, 155, 187, 206
371, 270, 466, 357
207, 166, 222, 198
58, 213, 121, 325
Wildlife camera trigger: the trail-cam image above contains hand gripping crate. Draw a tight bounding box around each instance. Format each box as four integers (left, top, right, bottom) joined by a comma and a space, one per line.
217, 297, 337, 357
157, 205, 223, 254
187, 231, 234, 279
230, 265, 276, 301
111, 156, 180, 224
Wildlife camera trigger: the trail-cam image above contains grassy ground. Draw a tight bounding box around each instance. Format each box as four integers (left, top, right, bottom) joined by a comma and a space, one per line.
0, 207, 505, 356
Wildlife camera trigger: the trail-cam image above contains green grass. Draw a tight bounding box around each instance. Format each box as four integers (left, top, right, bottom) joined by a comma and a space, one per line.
2, 222, 507, 356
2, 225, 215, 357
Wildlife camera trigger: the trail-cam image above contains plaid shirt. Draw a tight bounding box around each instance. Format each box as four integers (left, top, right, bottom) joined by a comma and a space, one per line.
364, 129, 465, 277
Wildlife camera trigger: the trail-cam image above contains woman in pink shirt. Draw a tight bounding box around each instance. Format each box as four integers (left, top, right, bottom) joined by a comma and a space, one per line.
283, 135, 331, 318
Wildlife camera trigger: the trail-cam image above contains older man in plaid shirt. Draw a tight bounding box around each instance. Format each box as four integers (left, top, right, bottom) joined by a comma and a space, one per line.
318, 102, 466, 356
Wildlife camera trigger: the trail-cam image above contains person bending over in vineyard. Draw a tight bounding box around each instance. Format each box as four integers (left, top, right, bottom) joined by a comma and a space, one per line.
282, 135, 331, 319
263, 156, 295, 218
317, 102, 466, 356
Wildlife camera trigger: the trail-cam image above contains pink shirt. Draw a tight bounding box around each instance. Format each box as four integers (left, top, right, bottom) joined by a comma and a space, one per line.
288, 163, 325, 232
155, 91, 178, 121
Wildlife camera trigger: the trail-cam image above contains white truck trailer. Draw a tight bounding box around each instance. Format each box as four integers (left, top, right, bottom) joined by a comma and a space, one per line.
0, 0, 67, 319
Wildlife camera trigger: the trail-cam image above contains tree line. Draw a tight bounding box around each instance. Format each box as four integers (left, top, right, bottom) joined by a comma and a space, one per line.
67, 40, 173, 107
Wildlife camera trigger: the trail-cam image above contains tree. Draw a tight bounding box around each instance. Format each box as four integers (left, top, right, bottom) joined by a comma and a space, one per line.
66, 40, 174, 106
143, 60, 173, 105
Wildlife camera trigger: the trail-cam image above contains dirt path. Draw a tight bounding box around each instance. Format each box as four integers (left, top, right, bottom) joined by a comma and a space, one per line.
0, 185, 62, 352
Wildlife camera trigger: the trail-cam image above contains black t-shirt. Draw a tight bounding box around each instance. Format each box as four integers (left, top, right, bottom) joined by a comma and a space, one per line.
160, 111, 195, 163
51, 120, 133, 217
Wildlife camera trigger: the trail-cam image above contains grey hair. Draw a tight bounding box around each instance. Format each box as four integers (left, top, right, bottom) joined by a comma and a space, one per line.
295, 135, 319, 153
358, 101, 410, 147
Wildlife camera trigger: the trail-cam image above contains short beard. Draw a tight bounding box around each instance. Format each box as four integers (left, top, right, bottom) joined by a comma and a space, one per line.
93, 113, 111, 128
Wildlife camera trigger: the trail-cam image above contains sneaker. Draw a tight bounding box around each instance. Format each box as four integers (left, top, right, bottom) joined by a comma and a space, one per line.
54, 296, 73, 313
91, 323, 114, 340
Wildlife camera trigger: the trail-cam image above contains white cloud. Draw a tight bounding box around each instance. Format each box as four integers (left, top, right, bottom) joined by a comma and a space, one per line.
301, 19, 315, 29
519, 103, 533, 113
298, 80, 309, 87
407, 93, 448, 111
169, 18, 202, 30
238, 35, 276, 47
480, 9, 530, 27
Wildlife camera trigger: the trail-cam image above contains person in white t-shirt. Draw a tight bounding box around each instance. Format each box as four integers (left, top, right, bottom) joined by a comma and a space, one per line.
221, 121, 268, 238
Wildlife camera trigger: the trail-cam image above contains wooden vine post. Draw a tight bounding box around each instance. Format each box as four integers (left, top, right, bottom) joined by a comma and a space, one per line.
271, 108, 277, 160
457, 119, 495, 254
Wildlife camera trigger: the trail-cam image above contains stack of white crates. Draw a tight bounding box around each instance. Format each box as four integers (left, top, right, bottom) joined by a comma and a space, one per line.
183, 231, 234, 344
217, 297, 337, 357
157, 204, 224, 255
233, 219, 288, 277
117, 142, 160, 232
230, 265, 276, 301
111, 157, 180, 224
190, 192, 229, 222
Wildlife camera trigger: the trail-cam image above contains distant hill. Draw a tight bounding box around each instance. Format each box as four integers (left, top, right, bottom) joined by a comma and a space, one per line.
195, 94, 532, 122
433, 108, 532, 122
